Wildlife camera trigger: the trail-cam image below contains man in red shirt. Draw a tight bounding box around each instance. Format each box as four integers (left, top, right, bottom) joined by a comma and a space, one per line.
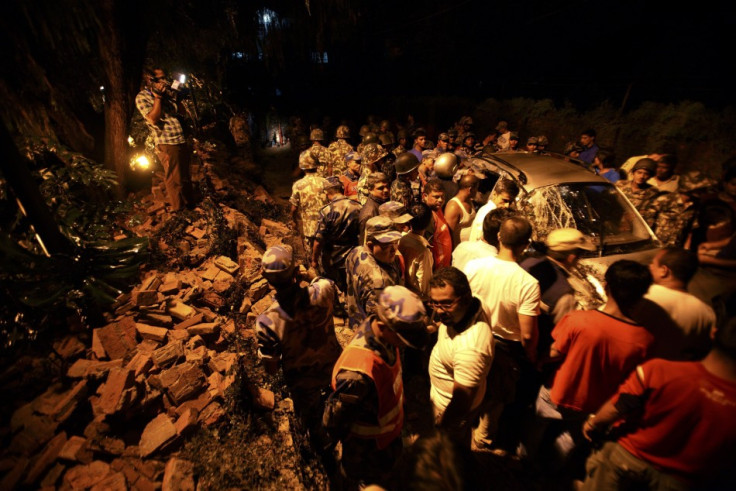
423, 178, 453, 270
581, 294, 736, 490
531, 260, 654, 468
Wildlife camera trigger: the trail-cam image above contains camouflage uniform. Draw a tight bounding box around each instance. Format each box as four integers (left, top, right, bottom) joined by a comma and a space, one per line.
641, 193, 698, 248
327, 139, 354, 177
345, 245, 403, 330
315, 196, 362, 289
616, 181, 660, 212
392, 144, 407, 158
256, 277, 342, 425
357, 167, 372, 205
390, 177, 422, 209
309, 143, 335, 176
290, 173, 328, 246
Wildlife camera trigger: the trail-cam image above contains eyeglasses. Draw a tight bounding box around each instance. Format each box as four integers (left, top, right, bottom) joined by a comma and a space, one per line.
428, 297, 460, 310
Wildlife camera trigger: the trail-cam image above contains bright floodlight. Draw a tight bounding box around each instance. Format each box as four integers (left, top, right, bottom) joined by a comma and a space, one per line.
133, 155, 150, 170
179, 74, 186, 84
127, 135, 135, 146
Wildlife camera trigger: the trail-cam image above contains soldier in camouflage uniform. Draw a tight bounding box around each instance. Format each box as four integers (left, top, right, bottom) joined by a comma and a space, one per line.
323, 285, 428, 488
327, 125, 354, 177
616, 158, 660, 211
339, 151, 362, 200
291, 150, 328, 253
309, 128, 335, 176
312, 177, 362, 291
358, 143, 389, 205
356, 132, 379, 156
344, 216, 404, 329
642, 171, 717, 248
256, 245, 342, 444
390, 152, 422, 209
392, 129, 408, 157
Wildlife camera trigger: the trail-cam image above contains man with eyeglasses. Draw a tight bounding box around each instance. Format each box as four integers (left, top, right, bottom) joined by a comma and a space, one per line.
428, 267, 494, 447
345, 216, 404, 329
323, 285, 428, 488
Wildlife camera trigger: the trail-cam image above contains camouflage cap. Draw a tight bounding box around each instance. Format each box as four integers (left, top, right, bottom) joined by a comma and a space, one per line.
678, 170, 717, 194
376, 285, 428, 348
366, 216, 403, 243
437, 132, 450, 142
463, 132, 476, 140
527, 136, 539, 145
345, 151, 362, 163
546, 228, 596, 252
537, 135, 549, 146
509, 132, 519, 141
379, 201, 413, 224
261, 245, 295, 280
460, 116, 474, 126
495, 121, 509, 132
322, 176, 344, 192
335, 125, 350, 139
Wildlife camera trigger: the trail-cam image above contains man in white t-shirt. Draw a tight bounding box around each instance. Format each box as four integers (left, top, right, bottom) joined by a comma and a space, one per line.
467, 178, 520, 242
646, 247, 716, 359
428, 267, 494, 446
465, 216, 541, 452
452, 207, 514, 273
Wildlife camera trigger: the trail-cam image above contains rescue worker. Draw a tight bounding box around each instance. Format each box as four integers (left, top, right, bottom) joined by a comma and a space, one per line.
323, 285, 428, 488
312, 177, 362, 291
391, 152, 422, 209
345, 216, 404, 329
291, 150, 328, 254
309, 128, 335, 176
256, 245, 342, 445
327, 125, 354, 177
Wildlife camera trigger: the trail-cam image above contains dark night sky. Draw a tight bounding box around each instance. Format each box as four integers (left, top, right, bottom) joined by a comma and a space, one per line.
228, 0, 735, 113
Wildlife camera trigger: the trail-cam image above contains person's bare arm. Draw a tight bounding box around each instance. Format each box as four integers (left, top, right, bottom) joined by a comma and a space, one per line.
311, 239, 322, 270
582, 397, 621, 441
443, 199, 462, 234
699, 253, 736, 269
439, 381, 480, 429
519, 314, 538, 363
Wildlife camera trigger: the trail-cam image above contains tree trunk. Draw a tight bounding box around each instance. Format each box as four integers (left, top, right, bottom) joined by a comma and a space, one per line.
97, 0, 147, 198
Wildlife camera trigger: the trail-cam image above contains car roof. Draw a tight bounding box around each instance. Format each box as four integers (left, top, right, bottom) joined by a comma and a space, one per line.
474, 152, 610, 191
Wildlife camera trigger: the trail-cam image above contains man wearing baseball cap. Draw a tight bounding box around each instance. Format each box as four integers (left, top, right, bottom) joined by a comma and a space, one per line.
255, 245, 342, 447
344, 216, 404, 329
521, 228, 597, 361
323, 285, 428, 487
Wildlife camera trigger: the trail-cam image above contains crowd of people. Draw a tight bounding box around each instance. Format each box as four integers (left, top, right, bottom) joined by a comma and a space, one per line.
258, 116, 736, 490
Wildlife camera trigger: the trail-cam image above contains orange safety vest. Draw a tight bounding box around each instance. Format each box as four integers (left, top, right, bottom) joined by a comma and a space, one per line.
331, 345, 404, 450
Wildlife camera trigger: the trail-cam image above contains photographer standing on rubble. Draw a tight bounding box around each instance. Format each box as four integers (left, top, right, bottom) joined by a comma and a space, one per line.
136, 66, 195, 212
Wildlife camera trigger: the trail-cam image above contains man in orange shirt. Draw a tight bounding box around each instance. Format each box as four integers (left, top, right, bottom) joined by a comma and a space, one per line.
423, 179, 453, 270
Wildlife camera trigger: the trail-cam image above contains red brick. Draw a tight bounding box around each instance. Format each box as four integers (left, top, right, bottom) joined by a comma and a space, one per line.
186, 322, 219, 336
90, 471, 127, 491
174, 408, 199, 436
173, 312, 204, 330
98, 368, 135, 415
58, 435, 93, 463
91, 329, 107, 359
95, 318, 137, 361
63, 460, 111, 489
39, 462, 65, 487
135, 323, 168, 342
0, 457, 28, 490
131, 290, 159, 307
151, 341, 184, 368
138, 414, 177, 457
198, 401, 226, 426
52, 335, 85, 360
23, 432, 67, 485
125, 352, 153, 377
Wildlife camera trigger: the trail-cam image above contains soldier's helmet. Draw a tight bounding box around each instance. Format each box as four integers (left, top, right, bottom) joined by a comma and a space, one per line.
394, 152, 420, 175
362, 143, 388, 166
335, 125, 350, 139
310, 128, 325, 141
359, 125, 371, 138
363, 133, 379, 145
537, 135, 549, 146
379, 134, 394, 147
261, 245, 295, 284
509, 132, 519, 141
678, 171, 717, 194
434, 152, 459, 179
527, 136, 539, 145
299, 149, 318, 170
376, 285, 428, 349
396, 129, 408, 141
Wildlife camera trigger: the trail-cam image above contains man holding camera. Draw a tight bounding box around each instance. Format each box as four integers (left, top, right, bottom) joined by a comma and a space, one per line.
136, 67, 194, 212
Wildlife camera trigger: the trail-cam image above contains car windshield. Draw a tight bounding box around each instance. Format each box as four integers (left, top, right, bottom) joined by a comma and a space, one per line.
521, 182, 655, 255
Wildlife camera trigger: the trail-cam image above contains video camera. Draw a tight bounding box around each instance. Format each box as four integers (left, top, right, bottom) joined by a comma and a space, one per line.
152, 75, 190, 101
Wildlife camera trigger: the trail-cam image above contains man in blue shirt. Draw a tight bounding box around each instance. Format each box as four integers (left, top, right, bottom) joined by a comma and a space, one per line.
578, 128, 599, 165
